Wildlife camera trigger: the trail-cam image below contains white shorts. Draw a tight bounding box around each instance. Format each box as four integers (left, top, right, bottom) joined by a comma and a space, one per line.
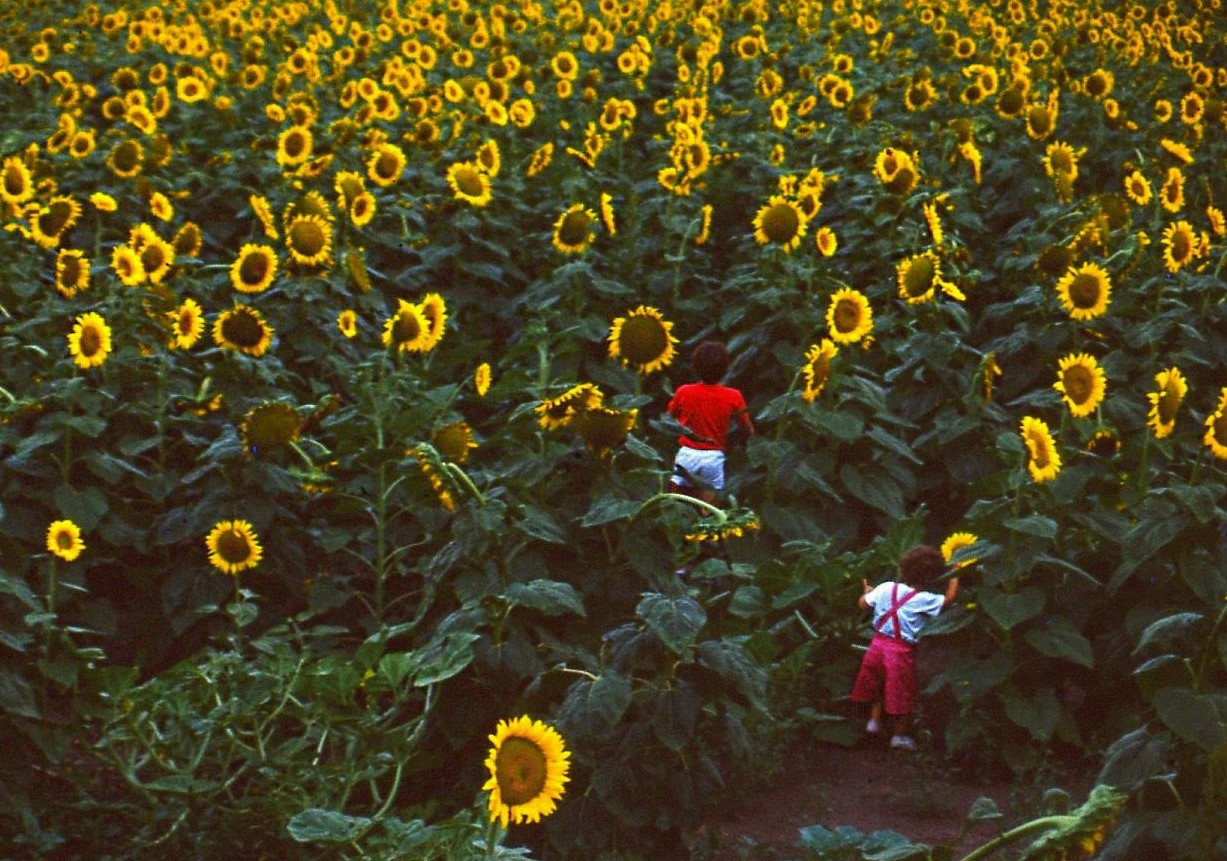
673, 447, 726, 491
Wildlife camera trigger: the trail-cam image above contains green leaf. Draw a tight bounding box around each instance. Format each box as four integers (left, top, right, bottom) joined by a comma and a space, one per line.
636, 593, 706, 654
981, 587, 1045, 632
1168, 483, 1223, 524
651, 683, 701, 750
62, 415, 107, 437
806, 410, 865, 441
287, 809, 373, 844
515, 505, 566, 544
1003, 515, 1058, 539
412, 631, 480, 686
1096, 728, 1171, 790
0, 670, 39, 719
581, 496, 643, 527
999, 685, 1060, 740
504, 579, 585, 617
144, 775, 220, 794
1133, 612, 1205, 655
622, 433, 663, 463
696, 639, 767, 706
839, 464, 905, 519
558, 674, 632, 737
965, 796, 1004, 822
51, 485, 109, 531
866, 426, 923, 465
1151, 688, 1227, 750
945, 650, 1013, 705
1024, 618, 1094, 667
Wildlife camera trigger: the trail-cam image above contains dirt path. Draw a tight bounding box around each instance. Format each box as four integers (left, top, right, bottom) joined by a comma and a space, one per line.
705, 739, 1053, 860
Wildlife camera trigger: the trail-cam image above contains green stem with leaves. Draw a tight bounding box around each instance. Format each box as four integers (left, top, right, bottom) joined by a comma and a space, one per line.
957, 815, 1074, 861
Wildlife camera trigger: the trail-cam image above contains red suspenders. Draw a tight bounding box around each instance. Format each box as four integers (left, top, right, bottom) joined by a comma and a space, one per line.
874, 583, 918, 642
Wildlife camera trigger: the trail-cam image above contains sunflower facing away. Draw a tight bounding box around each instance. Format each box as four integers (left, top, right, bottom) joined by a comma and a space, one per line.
1147, 366, 1186, 439
573, 406, 638, 457
1054, 353, 1107, 418
1054, 262, 1112, 320
1203, 388, 1227, 460
68, 312, 113, 369
800, 340, 837, 402
206, 519, 263, 576
752, 195, 807, 252
46, 519, 85, 562
552, 204, 596, 254
483, 716, 570, 828
432, 421, 478, 463
940, 532, 979, 569
826, 288, 873, 344
1020, 416, 1061, 483
608, 306, 677, 375
241, 403, 302, 454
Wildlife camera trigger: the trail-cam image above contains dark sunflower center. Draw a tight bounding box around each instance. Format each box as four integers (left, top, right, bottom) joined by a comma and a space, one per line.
1086, 74, 1107, 97
1027, 106, 1052, 135
114, 143, 140, 172
760, 203, 800, 243
79, 326, 102, 357
290, 221, 326, 256
1062, 366, 1094, 403
216, 529, 253, 564
1158, 385, 1182, 423
619, 315, 668, 364
245, 406, 300, 449
998, 87, 1024, 115
375, 152, 400, 179
1029, 433, 1051, 468
1170, 229, 1192, 262
1049, 149, 1074, 173
903, 257, 935, 296
3, 165, 25, 197
495, 737, 548, 806
557, 210, 592, 246
60, 257, 83, 286
455, 167, 484, 197
433, 424, 472, 460
142, 244, 167, 272
56, 530, 75, 550
833, 298, 862, 333
392, 311, 422, 343
177, 308, 195, 334
1213, 414, 1227, 444
222, 310, 264, 347
1068, 273, 1102, 309
284, 131, 307, 157
240, 250, 271, 284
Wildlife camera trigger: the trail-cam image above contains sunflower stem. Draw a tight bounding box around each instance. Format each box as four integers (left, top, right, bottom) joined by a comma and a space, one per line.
444, 462, 486, 505
641, 492, 726, 520
288, 440, 316, 472
956, 814, 1072, 861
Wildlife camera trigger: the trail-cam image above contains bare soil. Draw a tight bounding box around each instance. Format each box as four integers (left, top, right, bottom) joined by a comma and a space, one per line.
702, 738, 1078, 860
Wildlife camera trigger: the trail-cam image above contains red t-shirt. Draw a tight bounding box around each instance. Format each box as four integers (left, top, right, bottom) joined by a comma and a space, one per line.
668, 383, 750, 450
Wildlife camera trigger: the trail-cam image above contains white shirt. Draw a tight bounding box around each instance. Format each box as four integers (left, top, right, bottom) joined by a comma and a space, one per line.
865, 581, 946, 644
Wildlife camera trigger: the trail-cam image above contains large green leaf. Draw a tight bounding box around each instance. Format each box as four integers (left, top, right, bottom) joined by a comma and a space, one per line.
581, 495, 642, 527
981, 587, 1045, 632
558, 673, 632, 738
1151, 688, 1227, 750
839, 463, 905, 519
650, 682, 700, 750
999, 684, 1060, 741
1132, 612, 1205, 655
504, 579, 586, 617
945, 650, 1014, 705
1002, 515, 1057, 539
287, 809, 372, 844
51, 485, 109, 531
1024, 618, 1094, 667
636, 593, 706, 654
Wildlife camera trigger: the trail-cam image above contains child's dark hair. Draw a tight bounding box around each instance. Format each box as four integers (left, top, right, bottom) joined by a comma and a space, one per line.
898, 545, 945, 587
692, 340, 730, 384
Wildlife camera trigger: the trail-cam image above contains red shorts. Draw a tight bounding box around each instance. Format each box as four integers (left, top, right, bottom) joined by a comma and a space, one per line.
850, 634, 917, 716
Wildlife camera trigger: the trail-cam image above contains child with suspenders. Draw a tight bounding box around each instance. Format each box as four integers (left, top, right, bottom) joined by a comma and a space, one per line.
850, 545, 960, 751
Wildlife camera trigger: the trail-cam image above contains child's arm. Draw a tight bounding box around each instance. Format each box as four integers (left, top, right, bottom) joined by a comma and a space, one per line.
858, 578, 872, 611
941, 576, 960, 608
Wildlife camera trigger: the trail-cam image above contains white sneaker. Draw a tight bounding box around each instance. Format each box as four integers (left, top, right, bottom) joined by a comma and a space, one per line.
865, 719, 883, 734
890, 735, 918, 751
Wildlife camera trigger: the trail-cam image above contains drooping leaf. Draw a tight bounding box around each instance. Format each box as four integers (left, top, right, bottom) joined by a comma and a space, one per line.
636, 593, 706, 654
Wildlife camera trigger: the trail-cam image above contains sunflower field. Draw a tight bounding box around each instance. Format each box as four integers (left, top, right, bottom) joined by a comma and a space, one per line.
2, 0, 1227, 857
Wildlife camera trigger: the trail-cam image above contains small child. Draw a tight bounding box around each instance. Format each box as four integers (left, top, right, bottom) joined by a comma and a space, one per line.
850, 544, 959, 752
667, 340, 755, 504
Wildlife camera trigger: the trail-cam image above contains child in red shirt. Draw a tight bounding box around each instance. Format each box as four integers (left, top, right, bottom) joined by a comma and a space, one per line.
668, 341, 754, 503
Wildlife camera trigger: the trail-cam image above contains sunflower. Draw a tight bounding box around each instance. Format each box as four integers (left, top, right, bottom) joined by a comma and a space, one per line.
1147, 367, 1186, 439
815, 226, 838, 256
382, 299, 434, 353
148, 191, 174, 223
1161, 220, 1198, 273
206, 520, 263, 576
276, 125, 313, 168
1054, 262, 1111, 320
284, 214, 333, 267
752, 196, 807, 252
1160, 138, 1195, 165
537, 383, 603, 430
107, 139, 143, 178
231, 243, 279, 292
1123, 170, 1152, 206
476, 138, 501, 176
68, 312, 112, 369
1043, 141, 1083, 181
433, 421, 478, 462
176, 75, 209, 103
446, 160, 492, 206
608, 306, 677, 375
1024, 92, 1059, 140
1082, 68, 1113, 99
90, 192, 118, 213
168, 298, 204, 349
54, 248, 90, 297
110, 244, 145, 287
1085, 428, 1120, 457
418, 292, 447, 346
1180, 91, 1204, 124
483, 716, 570, 828
827, 288, 873, 343
801, 340, 837, 401
1054, 353, 1106, 418
337, 309, 357, 338
349, 192, 375, 226
1207, 206, 1226, 237
684, 508, 762, 542
1020, 415, 1061, 483
134, 230, 175, 284
872, 147, 916, 189
940, 532, 979, 569
552, 204, 596, 254
896, 251, 942, 303
213, 304, 273, 357
1159, 167, 1185, 212
241, 403, 301, 454
367, 142, 407, 187
574, 407, 638, 457
250, 194, 279, 239
410, 448, 456, 511
1, 156, 34, 205
46, 519, 85, 561
922, 201, 944, 245
599, 192, 616, 236
695, 203, 713, 245
1203, 388, 1227, 460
